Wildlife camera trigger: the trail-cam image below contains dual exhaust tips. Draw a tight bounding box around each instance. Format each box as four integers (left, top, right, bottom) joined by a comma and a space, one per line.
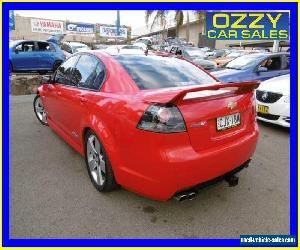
173, 191, 197, 202
173, 174, 239, 202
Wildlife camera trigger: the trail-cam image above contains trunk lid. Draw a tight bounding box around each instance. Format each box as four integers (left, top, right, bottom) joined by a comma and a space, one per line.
139, 81, 259, 151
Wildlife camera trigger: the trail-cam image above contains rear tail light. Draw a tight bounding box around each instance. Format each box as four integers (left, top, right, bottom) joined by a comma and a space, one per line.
137, 104, 186, 133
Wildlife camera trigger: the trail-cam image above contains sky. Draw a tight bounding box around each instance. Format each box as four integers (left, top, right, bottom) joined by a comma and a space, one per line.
15, 10, 148, 30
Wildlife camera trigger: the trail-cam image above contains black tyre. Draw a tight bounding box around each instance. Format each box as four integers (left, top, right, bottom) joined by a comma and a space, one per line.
85, 130, 118, 192
33, 95, 48, 126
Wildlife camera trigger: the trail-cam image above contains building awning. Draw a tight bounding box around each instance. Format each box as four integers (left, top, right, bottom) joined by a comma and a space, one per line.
227, 40, 290, 48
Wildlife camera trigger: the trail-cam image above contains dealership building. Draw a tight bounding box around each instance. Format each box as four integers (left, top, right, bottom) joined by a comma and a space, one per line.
9, 15, 131, 45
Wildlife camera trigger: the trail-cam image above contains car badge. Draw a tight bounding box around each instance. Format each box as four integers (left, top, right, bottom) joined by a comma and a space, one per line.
227, 101, 237, 110
262, 92, 268, 101
191, 121, 207, 128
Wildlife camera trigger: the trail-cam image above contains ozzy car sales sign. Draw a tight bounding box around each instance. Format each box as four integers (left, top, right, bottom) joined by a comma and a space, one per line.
31, 18, 63, 34
206, 12, 289, 40
66, 22, 94, 35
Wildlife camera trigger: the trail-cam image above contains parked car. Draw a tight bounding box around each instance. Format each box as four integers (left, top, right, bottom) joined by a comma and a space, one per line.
104, 45, 145, 55
61, 42, 90, 54
212, 52, 290, 83
205, 49, 227, 59
213, 50, 248, 68
93, 44, 108, 50
256, 74, 290, 127
169, 46, 217, 70
130, 43, 147, 50
134, 37, 152, 46
9, 40, 65, 73
152, 44, 169, 52
33, 51, 259, 201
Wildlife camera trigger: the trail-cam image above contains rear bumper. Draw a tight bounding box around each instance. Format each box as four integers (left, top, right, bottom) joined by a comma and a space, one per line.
117, 125, 259, 201
170, 127, 259, 194
174, 159, 251, 200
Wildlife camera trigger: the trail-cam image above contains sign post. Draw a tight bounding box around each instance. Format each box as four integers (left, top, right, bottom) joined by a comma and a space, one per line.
116, 10, 120, 45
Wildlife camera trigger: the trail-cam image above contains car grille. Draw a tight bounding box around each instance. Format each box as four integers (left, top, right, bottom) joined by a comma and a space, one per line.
256, 90, 283, 103
257, 113, 280, 120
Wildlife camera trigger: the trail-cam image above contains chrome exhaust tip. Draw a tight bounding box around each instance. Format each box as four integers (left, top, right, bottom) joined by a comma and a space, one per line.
173, 193, 189, 202
187, 192, 197, 200
174, 190, 197, 202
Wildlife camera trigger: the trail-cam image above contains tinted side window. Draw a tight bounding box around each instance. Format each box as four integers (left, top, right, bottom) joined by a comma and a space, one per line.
15, 41, 35, 52
54, 56, 79, 85
37, 42, 54, 52
72, 55, 105, 90
260, 56, 282, 71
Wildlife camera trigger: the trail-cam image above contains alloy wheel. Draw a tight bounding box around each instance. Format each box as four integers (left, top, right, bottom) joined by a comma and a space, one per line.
86, 134, 106, 186
34, 96, 48, 125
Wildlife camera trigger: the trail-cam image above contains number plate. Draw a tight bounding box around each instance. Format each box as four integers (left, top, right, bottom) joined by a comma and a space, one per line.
257, 104, 269, 114
217, 113, 241, 131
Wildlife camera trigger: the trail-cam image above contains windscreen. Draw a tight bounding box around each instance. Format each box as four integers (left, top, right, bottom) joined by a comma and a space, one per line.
226, 54, 266, 70
113, 55, 217, 90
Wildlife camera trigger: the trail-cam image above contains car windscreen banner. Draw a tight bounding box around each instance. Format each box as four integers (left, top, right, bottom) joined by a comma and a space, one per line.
66, 22, 95, 36
31, 18, 64, 34
206, 11, 289, 40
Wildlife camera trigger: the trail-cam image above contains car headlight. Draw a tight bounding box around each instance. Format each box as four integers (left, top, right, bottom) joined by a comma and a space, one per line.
283, 95, 290, 103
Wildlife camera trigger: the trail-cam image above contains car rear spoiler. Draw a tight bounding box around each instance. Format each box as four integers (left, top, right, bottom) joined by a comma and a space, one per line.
168, 81, 260, 104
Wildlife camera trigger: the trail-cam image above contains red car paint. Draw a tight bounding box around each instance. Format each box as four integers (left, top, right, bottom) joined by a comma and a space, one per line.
38, 51, 259, 201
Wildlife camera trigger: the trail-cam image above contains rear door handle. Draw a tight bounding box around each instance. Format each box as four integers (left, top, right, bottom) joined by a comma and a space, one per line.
57, 91, 62, 96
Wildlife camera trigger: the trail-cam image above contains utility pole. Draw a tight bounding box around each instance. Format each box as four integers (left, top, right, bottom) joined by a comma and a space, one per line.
272, 40, 280, 52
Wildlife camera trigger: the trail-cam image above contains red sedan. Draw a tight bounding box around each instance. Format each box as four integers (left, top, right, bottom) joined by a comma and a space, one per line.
33, 50, 259, 201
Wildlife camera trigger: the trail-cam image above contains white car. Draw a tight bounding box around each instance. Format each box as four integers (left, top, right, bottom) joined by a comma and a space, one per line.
104, 45, 145, 55
256, 74, 290, 127
132, 42, 147, 51
61, 42, 90, 54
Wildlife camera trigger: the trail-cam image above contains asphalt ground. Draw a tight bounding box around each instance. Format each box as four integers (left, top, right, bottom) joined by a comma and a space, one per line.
10, 94, 290, 239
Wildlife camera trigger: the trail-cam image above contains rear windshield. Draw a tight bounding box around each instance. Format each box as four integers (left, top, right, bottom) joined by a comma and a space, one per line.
113, 55, 217, 90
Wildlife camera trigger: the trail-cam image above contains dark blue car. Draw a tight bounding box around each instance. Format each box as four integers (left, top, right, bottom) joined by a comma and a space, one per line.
9, 39, 65, 73
212, 52, 290, 83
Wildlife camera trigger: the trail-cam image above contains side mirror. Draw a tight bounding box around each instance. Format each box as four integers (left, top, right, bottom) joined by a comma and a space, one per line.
257, 66, 268, 72
41, 75, 53, 84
